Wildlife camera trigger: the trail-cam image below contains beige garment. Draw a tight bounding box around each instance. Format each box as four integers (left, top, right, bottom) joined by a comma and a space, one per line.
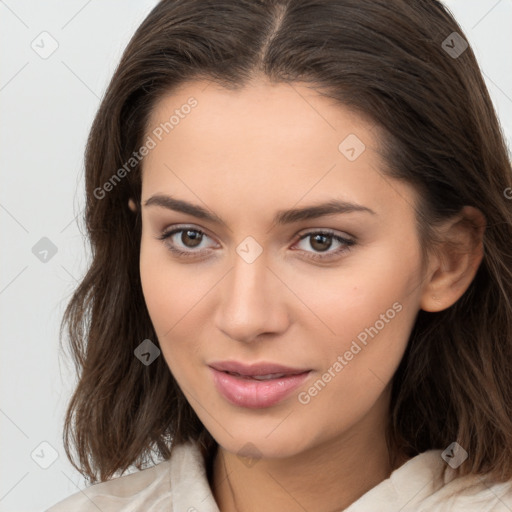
46, 440, 512, 511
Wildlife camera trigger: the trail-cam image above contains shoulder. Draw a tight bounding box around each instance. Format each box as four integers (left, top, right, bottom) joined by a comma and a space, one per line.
425, 469, 512, 511
45, 460, 173, 512
45, 442, 200, 512
346, 449, 512, 511
395, 450, 512, 511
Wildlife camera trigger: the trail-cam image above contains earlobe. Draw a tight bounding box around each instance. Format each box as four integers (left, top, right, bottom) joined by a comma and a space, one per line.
128, 198, 137, 212
420, 206, 486, 313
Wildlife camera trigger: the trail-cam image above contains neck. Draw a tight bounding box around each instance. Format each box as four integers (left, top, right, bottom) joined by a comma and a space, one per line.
210, 394, 408, 512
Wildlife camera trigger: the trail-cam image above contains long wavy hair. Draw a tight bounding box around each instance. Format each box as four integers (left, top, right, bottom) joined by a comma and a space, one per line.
60, 0, 512, 484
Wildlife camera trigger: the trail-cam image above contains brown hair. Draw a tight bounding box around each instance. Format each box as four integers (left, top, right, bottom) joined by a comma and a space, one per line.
60, 0, 512, 484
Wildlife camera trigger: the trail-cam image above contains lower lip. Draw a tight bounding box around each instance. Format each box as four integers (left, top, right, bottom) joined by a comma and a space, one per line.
209, 367, 311, 409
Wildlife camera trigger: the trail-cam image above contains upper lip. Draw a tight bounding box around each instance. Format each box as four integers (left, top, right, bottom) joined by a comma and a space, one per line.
209, 360, 311, 377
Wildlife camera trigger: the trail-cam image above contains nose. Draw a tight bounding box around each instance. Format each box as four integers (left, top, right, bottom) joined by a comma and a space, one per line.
214, 248, 290, 343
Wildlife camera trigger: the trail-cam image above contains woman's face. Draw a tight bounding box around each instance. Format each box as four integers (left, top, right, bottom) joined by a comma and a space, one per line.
137, 78, 429, 459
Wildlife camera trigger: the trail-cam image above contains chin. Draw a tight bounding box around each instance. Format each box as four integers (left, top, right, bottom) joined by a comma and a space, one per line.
210, 424, 312, 460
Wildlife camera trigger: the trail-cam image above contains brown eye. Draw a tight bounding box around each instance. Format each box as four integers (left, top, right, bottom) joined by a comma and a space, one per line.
294, 230, 356, 261
156, 226, 355, 262
156, 226, 217, 259
309, 233, 333, 252
180, 229, 203, 248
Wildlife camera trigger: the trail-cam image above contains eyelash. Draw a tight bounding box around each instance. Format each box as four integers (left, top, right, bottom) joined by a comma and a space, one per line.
155, 225, 356, 262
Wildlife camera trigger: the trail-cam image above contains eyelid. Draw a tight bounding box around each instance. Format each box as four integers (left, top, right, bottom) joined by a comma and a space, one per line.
159, 224, 355, 243
157, 224, 220, 251
160, 223, 218, 239
295, 226, 355, 240
156, 224, 356, 260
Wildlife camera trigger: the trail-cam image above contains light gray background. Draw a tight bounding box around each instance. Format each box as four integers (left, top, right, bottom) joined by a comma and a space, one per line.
1, 1, 511, 511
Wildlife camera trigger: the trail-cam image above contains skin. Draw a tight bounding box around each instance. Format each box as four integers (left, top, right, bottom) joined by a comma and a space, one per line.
130, 77, 485, 512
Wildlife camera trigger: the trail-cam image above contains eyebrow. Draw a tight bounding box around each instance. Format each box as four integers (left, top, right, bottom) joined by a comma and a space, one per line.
143, 194, 376, 227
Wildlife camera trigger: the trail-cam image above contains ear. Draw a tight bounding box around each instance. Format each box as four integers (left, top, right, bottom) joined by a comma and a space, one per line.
128, 198, 137, 212
420, 206, 486, 312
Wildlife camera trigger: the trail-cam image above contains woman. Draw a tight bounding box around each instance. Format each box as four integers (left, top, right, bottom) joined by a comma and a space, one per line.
47, 0, 512, 510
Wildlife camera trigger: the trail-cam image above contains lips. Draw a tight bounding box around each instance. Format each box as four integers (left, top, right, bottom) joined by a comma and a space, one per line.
208, 360, 312, 408
208, 360, 310, 378
224, 372, 289, 380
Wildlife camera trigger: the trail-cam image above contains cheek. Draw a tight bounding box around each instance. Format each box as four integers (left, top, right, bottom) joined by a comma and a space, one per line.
139, 237, 216, 373
289, 279, 419, 440
140, 232, 201, 331
294, 245, 419, 336
289, 241, 422, 386
140, 224, 422, 389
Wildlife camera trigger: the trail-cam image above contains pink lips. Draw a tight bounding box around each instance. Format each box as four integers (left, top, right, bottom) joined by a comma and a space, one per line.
209, 361, 312, 409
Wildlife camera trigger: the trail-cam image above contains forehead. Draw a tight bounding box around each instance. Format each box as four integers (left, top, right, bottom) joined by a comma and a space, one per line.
140, 79, 415, 224
145, 78, 371, 153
